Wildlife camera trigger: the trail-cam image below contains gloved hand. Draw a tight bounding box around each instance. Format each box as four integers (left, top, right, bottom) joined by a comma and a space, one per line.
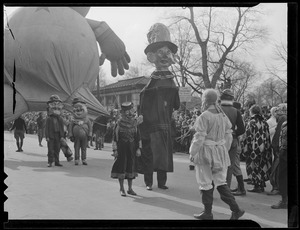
70, 136, 75, 142
97, 23, 131, 77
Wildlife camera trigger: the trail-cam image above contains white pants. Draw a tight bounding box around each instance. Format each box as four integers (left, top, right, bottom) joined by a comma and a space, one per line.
195, 163, 227, 190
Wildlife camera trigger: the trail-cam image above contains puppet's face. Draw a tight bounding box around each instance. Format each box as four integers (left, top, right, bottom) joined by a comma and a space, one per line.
123, 107, 135, 119
147, 46, 175, 71
48, 101, 63, 115
73, 102, 87, 119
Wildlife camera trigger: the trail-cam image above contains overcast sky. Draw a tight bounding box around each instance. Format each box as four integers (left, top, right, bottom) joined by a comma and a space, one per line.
4, 4, 287, 84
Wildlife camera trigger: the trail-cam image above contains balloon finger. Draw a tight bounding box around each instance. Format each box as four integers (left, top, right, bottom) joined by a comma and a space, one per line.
111, 62, 118, 77
99, 53, 106, 66
117, 60, 125, 75
122, 56, 129, 70
124, 52, 131, 63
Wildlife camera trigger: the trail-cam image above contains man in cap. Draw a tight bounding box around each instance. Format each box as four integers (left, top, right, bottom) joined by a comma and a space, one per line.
138, 23, 180, 190
10, 115, 28, 152
220, 89, 246, 196
45, 95, 65, 167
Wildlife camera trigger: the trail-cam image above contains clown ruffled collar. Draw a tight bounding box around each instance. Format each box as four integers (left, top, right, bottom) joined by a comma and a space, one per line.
150, 70, 174, 79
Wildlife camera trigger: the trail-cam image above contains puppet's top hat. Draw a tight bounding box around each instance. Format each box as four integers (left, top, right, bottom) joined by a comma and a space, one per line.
121, 102, 133, 111
144, 23, 178, 55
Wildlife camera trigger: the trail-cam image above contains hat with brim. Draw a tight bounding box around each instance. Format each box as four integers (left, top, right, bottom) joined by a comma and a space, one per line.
121, 102, 133, 111
72, 97, 86, 105
144, 41, 178, 55
47, 95, 62, 104
144, 23, 178, 54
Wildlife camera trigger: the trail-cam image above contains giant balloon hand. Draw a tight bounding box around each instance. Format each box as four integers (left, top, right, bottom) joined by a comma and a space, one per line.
86, 19, 131, 77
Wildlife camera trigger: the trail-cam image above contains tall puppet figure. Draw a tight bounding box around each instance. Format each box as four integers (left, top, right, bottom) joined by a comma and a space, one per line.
138, 23, 180, 190
68, 97, 92, 165
45, 95, 65, 167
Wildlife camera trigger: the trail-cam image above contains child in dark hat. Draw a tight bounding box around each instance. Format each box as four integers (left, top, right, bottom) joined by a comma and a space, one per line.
111, 102, 142, 196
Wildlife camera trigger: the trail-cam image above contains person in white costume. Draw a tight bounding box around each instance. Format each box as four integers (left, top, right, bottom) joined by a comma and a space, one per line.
189, 88, 245, 220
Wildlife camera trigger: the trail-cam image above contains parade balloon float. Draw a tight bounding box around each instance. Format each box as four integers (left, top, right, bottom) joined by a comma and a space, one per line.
4, 7, 131, 123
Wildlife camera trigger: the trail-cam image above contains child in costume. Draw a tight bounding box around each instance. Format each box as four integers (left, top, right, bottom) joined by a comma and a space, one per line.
45, 95, 65, 167
68, 97, 92, 165
111, 102, 142, 197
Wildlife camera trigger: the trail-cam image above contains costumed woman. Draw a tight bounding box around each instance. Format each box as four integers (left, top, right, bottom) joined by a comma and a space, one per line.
189, 88, 245, 220
111, 102, 142, 197
68, 97, 92, 166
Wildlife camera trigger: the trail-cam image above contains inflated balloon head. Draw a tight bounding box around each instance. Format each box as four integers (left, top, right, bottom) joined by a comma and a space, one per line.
144, 23, 178, 54
47, 95, 63, 115
72, 97, 88, 119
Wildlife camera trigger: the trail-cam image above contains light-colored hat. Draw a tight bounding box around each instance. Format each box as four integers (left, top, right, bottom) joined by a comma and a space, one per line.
144, 23, 178, 54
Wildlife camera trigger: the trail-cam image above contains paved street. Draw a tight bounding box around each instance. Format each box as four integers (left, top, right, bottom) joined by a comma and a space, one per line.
4, 131, 287, 228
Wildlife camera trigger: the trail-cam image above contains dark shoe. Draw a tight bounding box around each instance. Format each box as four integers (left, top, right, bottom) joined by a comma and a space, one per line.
230, 187, 238, 192
232, 189, 246, 196
247, 187, 263, 193
267, 189, 280, 195
47, 163, 52, 167
75, 160, 79, 165
194, 212, 213, 220
243, 178, 251, 182
67, 156, 73, 162
127, 189, 137, 196
189, 165, 195, 170
271, 200, 287, 209
16, 149, 21, 152
120, 190, 126, 197
230, 209, 245, 220
94, 148, 98, 150
20, 149, 24, 152
158, 185, 168, 189
146, 186, 152, 191
55, 163, 63, 167
82, 161, 88, 165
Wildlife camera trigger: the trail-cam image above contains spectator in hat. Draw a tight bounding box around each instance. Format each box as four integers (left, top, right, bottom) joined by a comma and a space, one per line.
10, 115, 28, 152
138, 23, 180, 190
220, 90, 246, 196
111, 102, 142, 196
45, 95, 65, 167
189, 88, 245, 220
68, 97, 92, 165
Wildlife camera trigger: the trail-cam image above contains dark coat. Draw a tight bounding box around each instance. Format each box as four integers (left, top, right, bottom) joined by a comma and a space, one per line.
138, 72, 180, 172
45, 115, 64, 139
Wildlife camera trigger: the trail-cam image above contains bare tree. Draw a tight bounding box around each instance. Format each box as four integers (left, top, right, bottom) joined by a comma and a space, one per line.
167, 6, 268, 90
265, 39, 287, 85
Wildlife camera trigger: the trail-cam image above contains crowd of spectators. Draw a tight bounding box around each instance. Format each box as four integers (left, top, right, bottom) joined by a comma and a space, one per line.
4, 102, 279, 156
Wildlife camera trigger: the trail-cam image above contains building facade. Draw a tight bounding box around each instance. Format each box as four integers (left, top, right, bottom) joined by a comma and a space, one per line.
91, 76, 150, 112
